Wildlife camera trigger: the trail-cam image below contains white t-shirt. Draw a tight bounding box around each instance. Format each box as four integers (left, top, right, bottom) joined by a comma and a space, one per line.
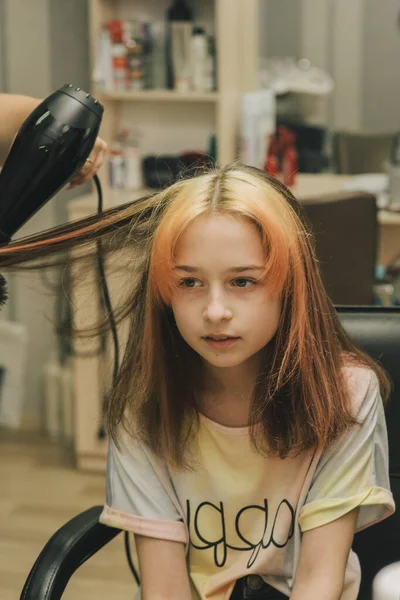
100, 366, 395, 599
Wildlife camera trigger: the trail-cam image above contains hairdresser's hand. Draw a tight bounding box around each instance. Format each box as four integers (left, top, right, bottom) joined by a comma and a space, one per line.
68, 136, 108, 189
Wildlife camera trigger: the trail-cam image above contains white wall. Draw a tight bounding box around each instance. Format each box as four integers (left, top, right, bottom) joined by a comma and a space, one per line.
363, 0, 400, 133
259, 0, 300, 60
259, 0, 400, 134
2, 0, 55, 427
301, 0, 365, 132
49, 0, 91, 227
1, 0, 90, 427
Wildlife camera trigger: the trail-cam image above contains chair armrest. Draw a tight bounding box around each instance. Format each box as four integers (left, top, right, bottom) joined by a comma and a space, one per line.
20, 505, 122, 600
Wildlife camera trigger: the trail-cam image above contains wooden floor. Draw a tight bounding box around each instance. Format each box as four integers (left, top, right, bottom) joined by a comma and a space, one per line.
0, 430, 139, 600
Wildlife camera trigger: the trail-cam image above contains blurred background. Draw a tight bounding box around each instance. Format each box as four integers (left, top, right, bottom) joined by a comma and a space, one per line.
1, 1, 400, 598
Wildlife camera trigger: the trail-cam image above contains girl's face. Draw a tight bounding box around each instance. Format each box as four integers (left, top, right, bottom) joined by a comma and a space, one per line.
170, 214, 281, 373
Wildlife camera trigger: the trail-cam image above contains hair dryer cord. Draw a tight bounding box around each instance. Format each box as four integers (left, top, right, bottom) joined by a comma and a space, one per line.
92, 174, 140, 586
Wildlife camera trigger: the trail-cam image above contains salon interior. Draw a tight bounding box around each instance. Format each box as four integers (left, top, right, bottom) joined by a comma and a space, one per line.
0, 1, 399, 599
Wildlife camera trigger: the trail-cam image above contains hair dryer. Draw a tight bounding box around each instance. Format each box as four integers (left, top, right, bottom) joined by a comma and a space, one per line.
0, 83, 104, 244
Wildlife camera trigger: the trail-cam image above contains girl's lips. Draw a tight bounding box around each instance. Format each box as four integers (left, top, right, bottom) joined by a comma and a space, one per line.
203, 336, 240, 349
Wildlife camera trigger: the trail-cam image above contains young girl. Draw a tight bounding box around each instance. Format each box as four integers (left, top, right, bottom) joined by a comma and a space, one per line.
0, 163, 394, 599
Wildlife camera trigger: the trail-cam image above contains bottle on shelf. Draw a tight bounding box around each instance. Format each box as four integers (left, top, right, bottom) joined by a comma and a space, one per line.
166, 0, 193, 91
108, 141, 125, 189
94, 3, 219, 96
120, 129, 143, 192
125, 21, 145, 91
150, 22, 168, 89
190, 26, 209, 92
206, 35, 217, 92
92, 25, 113, 91
107, 20, 129, 92
142, 22, 154, 90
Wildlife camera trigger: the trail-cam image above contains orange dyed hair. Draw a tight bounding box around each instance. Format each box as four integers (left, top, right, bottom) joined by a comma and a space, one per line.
0, 162, 390, 467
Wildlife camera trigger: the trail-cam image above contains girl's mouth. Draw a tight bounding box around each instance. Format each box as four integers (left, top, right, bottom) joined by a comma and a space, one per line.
203, 336, 240, 349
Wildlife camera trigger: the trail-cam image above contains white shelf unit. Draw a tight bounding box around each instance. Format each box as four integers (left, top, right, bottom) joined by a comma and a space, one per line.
69, 0, 260, 471
96, 89, 220, 102
88, 0, 259, 201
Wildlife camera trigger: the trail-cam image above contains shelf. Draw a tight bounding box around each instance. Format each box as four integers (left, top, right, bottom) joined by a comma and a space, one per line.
96, 89, 220, 103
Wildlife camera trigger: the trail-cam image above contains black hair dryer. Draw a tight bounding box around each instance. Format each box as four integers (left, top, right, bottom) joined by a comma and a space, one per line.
0, 84, 104, 244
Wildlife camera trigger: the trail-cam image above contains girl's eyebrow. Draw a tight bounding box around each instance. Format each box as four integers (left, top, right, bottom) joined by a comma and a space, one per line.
174, 265, 264, 273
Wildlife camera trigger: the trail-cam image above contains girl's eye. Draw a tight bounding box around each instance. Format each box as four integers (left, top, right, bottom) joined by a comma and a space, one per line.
179, 277, 200, 288
232, 278, 256, 288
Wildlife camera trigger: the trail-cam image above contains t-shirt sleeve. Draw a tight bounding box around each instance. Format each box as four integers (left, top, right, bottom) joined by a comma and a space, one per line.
99, 429, 188, 543
298, 367, 395, 533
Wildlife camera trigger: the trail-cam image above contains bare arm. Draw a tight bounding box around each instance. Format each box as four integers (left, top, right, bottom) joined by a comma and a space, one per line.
290, 508, 359, 600
136, 535, 192, 600
0, 94, 41, 165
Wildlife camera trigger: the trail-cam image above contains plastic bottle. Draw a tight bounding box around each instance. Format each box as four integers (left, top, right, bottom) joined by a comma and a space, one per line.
142, 23, 154, 89
122, 131, 143, 191
150, 22, 167, 89
190, 27, 209, 92
93, 26, 113, 91
208, 133, 217, 168
108, 20, 128, 91
126, 21, 145, 91
108, 142, 125, 188
205, 35, 217, 92
111, 43, 128, 91
166, 0, 193, 91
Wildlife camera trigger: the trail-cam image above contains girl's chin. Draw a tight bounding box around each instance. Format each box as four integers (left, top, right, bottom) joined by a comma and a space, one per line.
197, 345, 268, 371
200, 353, 249, 369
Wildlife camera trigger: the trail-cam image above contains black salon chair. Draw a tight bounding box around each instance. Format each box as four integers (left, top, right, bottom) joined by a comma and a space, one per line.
20, 307, 400, 600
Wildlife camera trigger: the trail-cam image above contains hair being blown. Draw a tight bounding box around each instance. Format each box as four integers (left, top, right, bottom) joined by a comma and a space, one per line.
0, 162, 390, 468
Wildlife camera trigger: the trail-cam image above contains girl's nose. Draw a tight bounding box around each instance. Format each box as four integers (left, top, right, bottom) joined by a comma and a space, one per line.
203, 293, 233, 323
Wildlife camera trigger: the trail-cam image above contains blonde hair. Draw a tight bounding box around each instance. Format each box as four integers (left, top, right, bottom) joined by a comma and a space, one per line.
0, 162, 390, 468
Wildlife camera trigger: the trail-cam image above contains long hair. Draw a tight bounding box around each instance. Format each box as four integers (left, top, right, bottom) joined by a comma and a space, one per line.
0, 162, 390, 468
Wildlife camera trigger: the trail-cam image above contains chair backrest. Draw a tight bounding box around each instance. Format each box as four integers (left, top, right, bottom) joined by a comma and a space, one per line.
338, 307, 400, 600
302, 192, 378, 305
334, 132, 393, 174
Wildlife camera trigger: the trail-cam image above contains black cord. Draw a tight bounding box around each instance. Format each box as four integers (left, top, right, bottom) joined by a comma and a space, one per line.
92, 174, 140, 586
92, 174, 118, 438
124, 528, 141, 586
93, 174, 120, 391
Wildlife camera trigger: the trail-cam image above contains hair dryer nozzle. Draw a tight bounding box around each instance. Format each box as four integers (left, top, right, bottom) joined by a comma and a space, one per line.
0, 84, 104, 243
